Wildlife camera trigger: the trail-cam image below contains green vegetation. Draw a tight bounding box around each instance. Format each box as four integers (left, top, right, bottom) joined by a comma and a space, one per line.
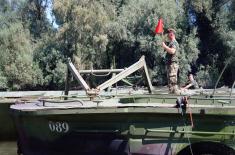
0, 0, 234, 90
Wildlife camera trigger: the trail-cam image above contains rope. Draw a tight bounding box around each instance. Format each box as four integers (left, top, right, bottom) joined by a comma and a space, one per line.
40, 99, 84, 105
90, 69, 112, 77
178, 96, 194, 155
186, 97, 194, 128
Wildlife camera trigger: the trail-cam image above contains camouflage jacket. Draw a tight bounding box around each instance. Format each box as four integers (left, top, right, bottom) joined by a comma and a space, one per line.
165, 40, 179, 65
188, 79, 199, 89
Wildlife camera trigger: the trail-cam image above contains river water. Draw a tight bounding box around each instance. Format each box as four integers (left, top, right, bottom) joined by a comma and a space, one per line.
0, 141, 17, 155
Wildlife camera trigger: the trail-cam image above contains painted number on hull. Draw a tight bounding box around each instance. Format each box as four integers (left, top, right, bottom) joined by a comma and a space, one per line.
48, 121, 69, 133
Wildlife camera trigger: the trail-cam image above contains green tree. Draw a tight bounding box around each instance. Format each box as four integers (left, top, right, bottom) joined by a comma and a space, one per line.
0, 0, 233, 90
53, 0, 110, 69
191, 0, 235, 87
103, 0, 199, 85
20, 0, 66, 89
21, 0, 52, 39
33, 35, 66, 89
0, 17, 43, 90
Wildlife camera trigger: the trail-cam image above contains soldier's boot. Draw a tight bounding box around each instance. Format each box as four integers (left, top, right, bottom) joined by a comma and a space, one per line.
169, 75, 180, 94
169, 84, 180, 94
172, 85, 181, 95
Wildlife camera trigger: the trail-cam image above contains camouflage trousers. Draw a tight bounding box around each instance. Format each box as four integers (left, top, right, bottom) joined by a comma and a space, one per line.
167, 63, 179, 94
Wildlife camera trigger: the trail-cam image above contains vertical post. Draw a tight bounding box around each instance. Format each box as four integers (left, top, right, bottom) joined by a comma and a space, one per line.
64, 67, 71, 100
107, 56, 116, 92
143, 59, 154, 94
211, 57, 231, 97
230, 80, 235, 99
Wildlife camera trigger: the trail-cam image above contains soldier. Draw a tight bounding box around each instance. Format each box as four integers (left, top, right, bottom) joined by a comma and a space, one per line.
181, 73, 199, 90
161, 28, 180, 94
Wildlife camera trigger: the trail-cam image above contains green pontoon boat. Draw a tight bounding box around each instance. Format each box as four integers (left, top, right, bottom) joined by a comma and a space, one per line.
10, 56, 235, 155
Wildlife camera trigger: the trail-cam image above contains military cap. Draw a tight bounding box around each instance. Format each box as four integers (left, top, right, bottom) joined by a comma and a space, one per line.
167, 28, 176, 34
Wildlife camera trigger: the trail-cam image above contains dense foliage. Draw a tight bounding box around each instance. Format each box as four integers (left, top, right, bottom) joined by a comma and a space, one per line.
0, 0, 234, 90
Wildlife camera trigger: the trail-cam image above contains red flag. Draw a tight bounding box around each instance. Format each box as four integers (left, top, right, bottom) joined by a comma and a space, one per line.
155, 18, 164, 34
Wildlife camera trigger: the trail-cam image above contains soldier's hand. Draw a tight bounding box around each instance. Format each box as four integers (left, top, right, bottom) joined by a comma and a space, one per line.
162, 42, 167, 49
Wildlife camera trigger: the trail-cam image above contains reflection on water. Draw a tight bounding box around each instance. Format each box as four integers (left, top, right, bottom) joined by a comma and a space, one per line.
0, 141, 17, 155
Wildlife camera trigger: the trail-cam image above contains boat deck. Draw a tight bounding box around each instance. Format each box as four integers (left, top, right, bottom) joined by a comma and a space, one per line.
10, 95, 235, 116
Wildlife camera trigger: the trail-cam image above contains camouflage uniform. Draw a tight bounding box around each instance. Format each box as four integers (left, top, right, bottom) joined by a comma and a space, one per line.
187, 79, 199, 89
165, 40, 179, 94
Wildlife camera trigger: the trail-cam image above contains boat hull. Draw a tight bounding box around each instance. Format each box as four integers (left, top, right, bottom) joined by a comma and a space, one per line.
11, 106, 235, 155
13, 113, 130, 155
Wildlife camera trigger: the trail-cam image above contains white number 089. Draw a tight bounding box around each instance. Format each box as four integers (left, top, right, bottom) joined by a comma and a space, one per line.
48, 121, 69, 133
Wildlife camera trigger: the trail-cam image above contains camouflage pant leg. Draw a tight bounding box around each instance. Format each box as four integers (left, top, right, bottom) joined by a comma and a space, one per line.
167, 63, 179, 93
